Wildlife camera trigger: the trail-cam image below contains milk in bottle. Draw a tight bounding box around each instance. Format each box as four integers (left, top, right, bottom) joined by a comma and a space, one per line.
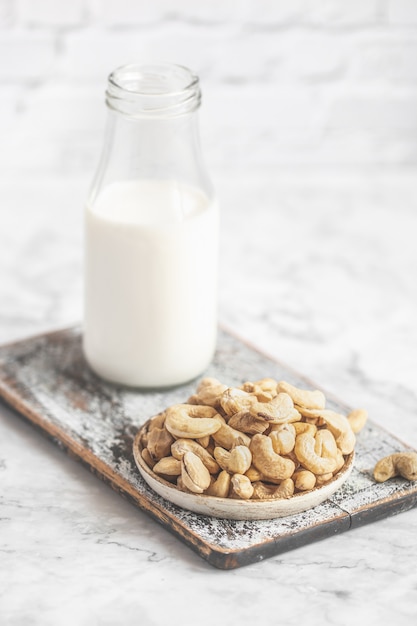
83, 64, 218, 387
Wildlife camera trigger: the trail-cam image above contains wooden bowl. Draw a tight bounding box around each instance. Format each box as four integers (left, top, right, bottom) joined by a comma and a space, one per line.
133, 424, 354, 521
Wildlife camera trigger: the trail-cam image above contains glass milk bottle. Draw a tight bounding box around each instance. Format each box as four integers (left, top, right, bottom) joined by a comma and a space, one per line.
83, 64, 219, 388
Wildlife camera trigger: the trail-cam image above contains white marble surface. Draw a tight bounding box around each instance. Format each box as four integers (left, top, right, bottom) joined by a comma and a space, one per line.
1, 170, 417, 624
2, 1, 417, 622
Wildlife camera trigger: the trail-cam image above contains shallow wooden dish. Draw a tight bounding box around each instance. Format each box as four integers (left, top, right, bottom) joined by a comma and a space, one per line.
133, 424, 355, 521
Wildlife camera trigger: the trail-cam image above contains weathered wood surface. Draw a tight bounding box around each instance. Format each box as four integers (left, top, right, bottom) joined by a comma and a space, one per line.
0, 327, 416, 569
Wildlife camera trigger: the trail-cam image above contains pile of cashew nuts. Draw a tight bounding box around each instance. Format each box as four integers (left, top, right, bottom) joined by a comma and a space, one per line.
138, 377, 368, 500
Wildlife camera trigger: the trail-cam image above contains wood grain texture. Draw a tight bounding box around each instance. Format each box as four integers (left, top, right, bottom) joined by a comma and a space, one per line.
0, 327, 416, 569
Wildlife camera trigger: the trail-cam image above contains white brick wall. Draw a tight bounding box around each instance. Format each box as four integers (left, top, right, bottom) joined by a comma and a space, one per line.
16, 0, 87, 27
387, 0, 417, 24
0, 0, 417, 177
0, 31, 56, 81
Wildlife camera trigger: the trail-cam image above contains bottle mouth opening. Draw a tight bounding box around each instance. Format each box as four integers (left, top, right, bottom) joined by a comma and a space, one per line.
106, 63, 201, 118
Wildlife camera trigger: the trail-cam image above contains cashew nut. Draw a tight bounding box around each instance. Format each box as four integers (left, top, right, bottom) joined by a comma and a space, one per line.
277, 381, 326, 410
244, 466, 282, 485
220, 388, 256, 416
251, 482, 276, 499
206, 470, 231, 498
254, 393, 301, 424
181, 451, 211, 493
347, 408, 368, 433
250, 434, 295, 480
314, 429, 338, 459
171, 438, 219, 474
240, 377, 277, 401
275, 478, 295, 499
231, 474, 254, 500
188, 377, 228, 408
297, 409, 355, 455
244, 465, 264, 482
294, 432, 337, 475
334, 450, 346, 473
212, 422, 251, 450
148, 411, 167, 431
293, 422, 317, 437
294, 406, 324, 420
293, 470, 316, 491
318, 410, 356, 455
252, 478, 294, 500
221, 388, 300, 424
152, 456, 182, 476
196, 435, 210, 448
269, 423, 296, 455
147, 426, 174, 461
373, 451, 417, 483
214, 445, 252, 475
316, 472, 334, 485
227, 411, 269, 435
141, 447, 156, 469
176, 476, 188, 492
165, 404, 222, 439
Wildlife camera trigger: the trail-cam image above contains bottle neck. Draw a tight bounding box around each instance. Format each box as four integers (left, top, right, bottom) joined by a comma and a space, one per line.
90, 64, 212, 204
105, 63, 201, 119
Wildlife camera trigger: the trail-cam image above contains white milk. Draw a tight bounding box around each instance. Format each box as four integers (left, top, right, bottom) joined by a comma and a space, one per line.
83, 179, 219, 387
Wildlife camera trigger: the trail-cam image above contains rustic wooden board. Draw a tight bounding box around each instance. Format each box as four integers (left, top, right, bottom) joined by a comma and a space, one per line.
0, 327, 416, 569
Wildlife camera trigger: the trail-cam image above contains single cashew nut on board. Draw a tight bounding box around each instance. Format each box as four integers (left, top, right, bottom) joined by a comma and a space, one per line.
347, 408, 368, 434
164, 404, 222, 439
373, 452, 417, 483
250, 434, 295, 480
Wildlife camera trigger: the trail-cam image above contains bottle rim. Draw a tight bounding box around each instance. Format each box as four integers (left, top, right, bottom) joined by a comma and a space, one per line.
106, 63, 201, 118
